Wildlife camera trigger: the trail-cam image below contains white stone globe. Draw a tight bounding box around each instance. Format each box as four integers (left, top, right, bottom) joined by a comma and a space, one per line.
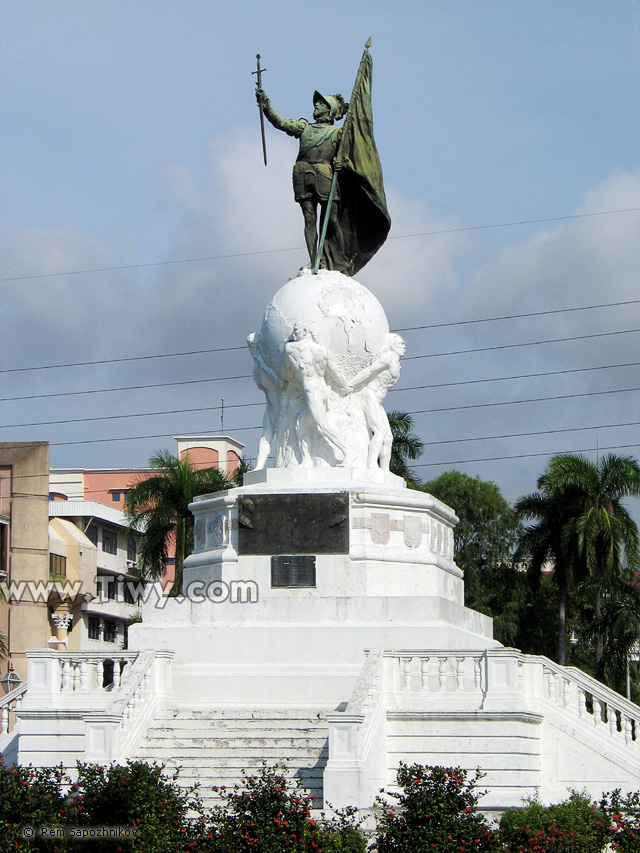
258, 269, 390, 380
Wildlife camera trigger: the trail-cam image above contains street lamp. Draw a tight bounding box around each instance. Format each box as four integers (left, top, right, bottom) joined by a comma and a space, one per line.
0, 663, 21, 695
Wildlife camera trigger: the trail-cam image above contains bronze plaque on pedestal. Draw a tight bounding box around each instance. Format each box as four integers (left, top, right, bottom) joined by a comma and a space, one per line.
237, 492, 349, 555
271, 555, 316, 587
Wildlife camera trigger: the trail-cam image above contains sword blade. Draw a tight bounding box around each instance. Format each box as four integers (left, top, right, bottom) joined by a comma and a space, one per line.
255, 54, 268, 167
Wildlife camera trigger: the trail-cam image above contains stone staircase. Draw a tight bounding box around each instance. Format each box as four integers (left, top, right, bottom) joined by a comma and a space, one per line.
132, 705, 331, 810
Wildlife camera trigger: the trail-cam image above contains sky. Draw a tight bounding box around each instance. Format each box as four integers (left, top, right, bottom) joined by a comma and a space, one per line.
1, 0, 639, 516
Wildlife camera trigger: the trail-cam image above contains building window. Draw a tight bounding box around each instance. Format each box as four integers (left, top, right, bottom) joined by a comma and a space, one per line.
102, 528, 117, 555
104, 621, 118, 643
127, 537, 137, 563
88, 617, 101, 640
0, 522, 7, 579
124, 582, 135, 604
49, 553, 66, 577
86, 524, 98, 546
112, 492, 120, 502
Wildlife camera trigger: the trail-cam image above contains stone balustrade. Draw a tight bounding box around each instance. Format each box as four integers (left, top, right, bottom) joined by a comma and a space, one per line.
324, 646, 640, 809
14, 649, 174, 767
0, 682, 27, 737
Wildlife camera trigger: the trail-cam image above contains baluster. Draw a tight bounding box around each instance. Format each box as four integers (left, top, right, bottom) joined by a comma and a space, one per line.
1, 707, 8, 735
517, 660, 524, 691
563, 678, 571, 708
112, 660, 122, 690
15, 694, 23, 712
420, 657, 429, 690
624, 716, 633, 745
547, 670, 556, 704
593, 697, 603, 727
80, 659, 88, 692
61, 659, 71, 692
455, 657, 465, 691
438, 657, 448, 692
72, 661, 81, 692
578, 688, 587, 718
609, 707, 618, 738
96, 658, 104, 691
474, 657, 482, 691
402, 657, 412, 691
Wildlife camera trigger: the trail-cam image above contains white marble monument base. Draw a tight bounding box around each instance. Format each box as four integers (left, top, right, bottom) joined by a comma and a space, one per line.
130, 469, 497, 706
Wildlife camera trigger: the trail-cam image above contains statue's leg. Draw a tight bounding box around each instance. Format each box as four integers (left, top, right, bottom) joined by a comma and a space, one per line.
299, 200, 318, 266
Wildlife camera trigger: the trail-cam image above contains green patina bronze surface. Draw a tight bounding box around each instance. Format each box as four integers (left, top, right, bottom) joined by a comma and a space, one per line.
256, 45, 390, 276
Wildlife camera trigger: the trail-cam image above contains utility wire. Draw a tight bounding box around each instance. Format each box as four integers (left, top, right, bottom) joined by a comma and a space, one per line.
1, 308, 637, 376
413, 443, 640, 470
2, 207, 637, 284
3, 386, 637, 431
3, 359, 637, 405
403, 328, 639, 361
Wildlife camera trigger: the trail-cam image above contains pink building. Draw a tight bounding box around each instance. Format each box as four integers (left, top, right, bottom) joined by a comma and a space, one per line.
49, 435, 244, 588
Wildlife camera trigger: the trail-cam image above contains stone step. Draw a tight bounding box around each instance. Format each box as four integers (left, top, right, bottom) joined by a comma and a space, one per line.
145, 724, 327, 738
133, 704, 330, 806
137, 746, 328, 759
163, 705, 334, 721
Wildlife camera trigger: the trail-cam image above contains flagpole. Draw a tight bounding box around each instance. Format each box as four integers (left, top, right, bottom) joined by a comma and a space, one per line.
312, 39, 372, 274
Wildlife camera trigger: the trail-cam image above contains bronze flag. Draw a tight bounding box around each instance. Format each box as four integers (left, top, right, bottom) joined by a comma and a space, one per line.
332, 47, 391, 276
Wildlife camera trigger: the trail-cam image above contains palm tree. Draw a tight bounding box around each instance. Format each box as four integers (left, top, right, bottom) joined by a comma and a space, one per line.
517, 452, 640, 676
515, 478, 583, 665
546, 453, 640, 679
388, 411, 424, 483
125, 451, 234, 595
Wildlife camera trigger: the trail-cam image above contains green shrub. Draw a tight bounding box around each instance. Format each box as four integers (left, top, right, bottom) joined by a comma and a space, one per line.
372, 763, 500, 852
499, 791, 610, 852
601, 789, 640, 852
0, 758, 73, 852
204, 764, 366, 852
73, 760, 203, 852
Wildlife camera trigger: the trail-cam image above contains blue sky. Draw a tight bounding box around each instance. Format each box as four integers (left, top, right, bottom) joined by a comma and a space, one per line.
1, 1, 639, 512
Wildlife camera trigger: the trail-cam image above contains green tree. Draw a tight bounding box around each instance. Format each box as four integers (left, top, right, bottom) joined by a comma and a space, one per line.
388, 410, 424, 483
125, 451, 234, 595
517, 452, 640, 680
420, 471, 535, 649
515, 473, 584, 666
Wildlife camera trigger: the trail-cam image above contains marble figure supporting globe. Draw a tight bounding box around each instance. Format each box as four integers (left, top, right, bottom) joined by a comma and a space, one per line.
247, 269, 405, 471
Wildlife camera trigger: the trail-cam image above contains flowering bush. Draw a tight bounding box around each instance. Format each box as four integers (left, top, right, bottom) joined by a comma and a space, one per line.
0, 758, 75, 852
74, 760, 203, 852
499, 791, 611, 852
601, 789, 640, 852
204, 764, 366, 852
372, 763, 501, 852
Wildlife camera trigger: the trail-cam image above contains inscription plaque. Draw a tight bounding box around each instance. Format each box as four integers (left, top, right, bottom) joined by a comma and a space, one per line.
237, 492, 349, 555
271, 555, 316, 588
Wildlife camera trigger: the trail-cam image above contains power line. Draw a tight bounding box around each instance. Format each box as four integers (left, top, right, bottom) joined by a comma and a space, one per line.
395, 299, 640, 333
2, 304, 637, 376
2, 207, 637, 284
404, 328, 639, 362
0, 344, 246, 376
413, 443, 640, 470
3, 359, 637, 405
409, 387, 639, 417
3, 385, 636, 432
0, 373, 253, 403
420, 421, 640, 447
393, 361, 640, 395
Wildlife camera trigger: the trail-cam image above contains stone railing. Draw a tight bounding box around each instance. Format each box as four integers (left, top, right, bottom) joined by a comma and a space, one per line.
533, 656, 639, 750
324, 649, 386, 807
16, 648, 174, 766
324, 647, 640, 809
0, 682, 27, 736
